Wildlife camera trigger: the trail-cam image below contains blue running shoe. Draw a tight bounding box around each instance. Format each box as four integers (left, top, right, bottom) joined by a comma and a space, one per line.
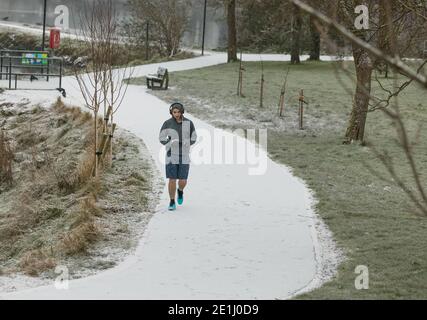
168, 200, 176, 211
177, 189, 184, 205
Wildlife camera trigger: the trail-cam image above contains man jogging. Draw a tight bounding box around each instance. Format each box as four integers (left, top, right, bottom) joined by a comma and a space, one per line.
159, 102, 197, 211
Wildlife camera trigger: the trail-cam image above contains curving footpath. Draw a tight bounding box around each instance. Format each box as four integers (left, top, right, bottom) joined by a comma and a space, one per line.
1, 51, 327, 299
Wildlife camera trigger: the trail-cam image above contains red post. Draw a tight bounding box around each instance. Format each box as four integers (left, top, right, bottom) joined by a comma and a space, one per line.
50, 28, 61, 49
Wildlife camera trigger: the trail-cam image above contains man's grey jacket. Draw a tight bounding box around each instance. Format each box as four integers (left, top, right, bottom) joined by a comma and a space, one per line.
159, 116, 197, 164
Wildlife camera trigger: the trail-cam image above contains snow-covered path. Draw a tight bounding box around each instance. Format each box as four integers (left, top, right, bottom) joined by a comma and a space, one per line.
1, 52, 323, 300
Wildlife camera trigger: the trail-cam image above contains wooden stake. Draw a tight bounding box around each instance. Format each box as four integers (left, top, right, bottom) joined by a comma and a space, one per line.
260, 57, 264, 108
94, 110, 98, 177
104, 105, 113, 123
237, 50, 244, 97
299, 89, 305, 130
92, 122, 116, 177
260, 73, 264, 108
278, 66, 291, 117
279, 91, 285, 117
102, 123, 116, 159
109, 112, 114, 163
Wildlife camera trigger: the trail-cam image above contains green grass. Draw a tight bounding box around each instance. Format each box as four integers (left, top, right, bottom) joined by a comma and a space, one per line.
129, 60, 427, 299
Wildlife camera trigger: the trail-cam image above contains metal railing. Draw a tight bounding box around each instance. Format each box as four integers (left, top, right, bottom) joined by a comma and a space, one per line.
0, 50, 64, 95
0, 49, 51, 80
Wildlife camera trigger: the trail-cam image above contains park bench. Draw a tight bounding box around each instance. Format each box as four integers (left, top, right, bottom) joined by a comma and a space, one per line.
146, 67, 169, 90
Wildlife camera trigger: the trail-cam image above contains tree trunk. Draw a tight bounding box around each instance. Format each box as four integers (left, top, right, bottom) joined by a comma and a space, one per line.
308, 15, 320, 60
376, 0, 394, 78
226, 0, 238, 63
291, 4, 302, 64
344, 47, 373, 143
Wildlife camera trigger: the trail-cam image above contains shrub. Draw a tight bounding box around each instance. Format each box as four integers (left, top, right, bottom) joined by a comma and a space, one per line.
19, 250, 56, 276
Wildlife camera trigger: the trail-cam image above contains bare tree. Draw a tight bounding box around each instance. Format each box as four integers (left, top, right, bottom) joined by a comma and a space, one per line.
102, 3, 134, 165
74, 0, 133, 177
128, 0, 191, 57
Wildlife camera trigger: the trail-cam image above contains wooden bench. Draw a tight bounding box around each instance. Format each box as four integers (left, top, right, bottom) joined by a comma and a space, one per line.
146, 67, 169, 90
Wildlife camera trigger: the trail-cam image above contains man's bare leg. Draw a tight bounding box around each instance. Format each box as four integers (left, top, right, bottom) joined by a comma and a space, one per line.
178, 179, 187, 191
169, 179, 177, 200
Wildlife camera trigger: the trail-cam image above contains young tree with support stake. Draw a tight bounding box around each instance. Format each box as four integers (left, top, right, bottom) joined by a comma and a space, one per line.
74, 0, 133, 177
74, 0, 106, 178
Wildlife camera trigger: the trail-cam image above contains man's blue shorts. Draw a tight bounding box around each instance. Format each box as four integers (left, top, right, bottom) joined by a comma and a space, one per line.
166, 161, 190, 180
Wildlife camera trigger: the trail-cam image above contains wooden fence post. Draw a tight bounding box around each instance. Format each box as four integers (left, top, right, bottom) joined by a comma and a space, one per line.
92, 106, 113, 176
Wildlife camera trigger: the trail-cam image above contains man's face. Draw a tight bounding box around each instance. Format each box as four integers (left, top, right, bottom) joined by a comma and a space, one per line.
172, 108, 182, 120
